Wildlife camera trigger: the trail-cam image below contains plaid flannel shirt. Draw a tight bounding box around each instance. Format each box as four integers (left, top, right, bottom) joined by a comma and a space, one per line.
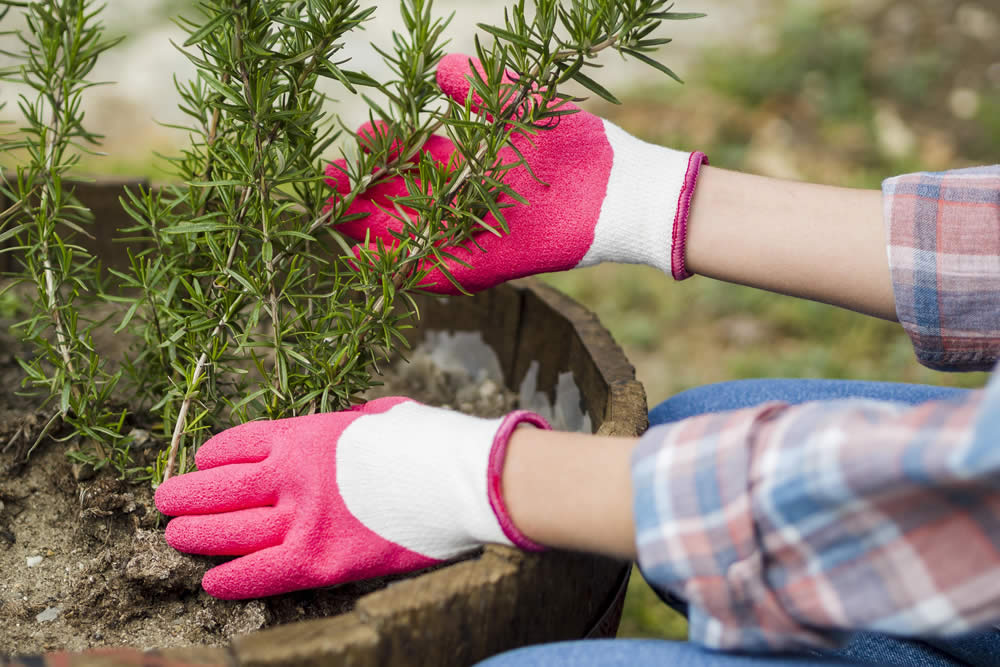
632, 164, 1000, 652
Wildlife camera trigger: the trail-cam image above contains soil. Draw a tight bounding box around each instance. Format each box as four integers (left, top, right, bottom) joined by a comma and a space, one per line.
0, 331, 519, 656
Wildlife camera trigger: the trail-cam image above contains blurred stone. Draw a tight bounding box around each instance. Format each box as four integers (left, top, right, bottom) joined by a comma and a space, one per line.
920, 130, 958, 170
746, 117, 801, 180
478, 380, 499, 400
71, 459, 97, 482
26, 555, 42, 567
956, 4, 999, 42
948, 88, 980, 120
989, 63, 1000, 88
874, 105, 916, 159
128, 427, 152, 449
35, 606, 61, 623
884, 5, 918, 36
721, 316, 768, 347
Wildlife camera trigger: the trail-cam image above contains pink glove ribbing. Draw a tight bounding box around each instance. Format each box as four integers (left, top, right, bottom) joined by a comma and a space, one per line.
326, 53, 707, 294
154, 398, 549, 599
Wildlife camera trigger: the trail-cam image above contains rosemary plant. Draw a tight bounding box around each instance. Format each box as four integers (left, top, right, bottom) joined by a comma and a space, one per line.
3, 0, 700, 485
116, 0, 394, 481
0, 0, 128, 470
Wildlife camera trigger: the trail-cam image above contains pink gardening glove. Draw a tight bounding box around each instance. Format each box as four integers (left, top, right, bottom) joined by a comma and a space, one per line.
154, 397, 549, 599
325, 53, 708, 294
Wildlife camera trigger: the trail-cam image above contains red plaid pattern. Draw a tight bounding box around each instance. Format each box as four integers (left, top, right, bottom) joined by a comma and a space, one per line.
631, 165, 1000, 652
884, 166, 1000, 370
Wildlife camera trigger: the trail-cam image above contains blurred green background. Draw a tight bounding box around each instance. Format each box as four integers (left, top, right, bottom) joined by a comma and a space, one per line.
4, 0, 999, 645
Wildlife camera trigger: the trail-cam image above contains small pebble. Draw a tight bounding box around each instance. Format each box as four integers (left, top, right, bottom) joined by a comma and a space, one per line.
478, 380, 499, 399
36, 606, 62, 623
71, 461, 97, 481
128, 428, 152, 449
26, 555, 43, 567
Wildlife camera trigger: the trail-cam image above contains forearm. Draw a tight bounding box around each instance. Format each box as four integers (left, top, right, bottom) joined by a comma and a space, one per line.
685, 166, 897, 321
501, 426, 638, 560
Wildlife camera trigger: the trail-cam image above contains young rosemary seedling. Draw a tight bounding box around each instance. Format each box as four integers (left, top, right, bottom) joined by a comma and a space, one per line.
0, 0, 128, 472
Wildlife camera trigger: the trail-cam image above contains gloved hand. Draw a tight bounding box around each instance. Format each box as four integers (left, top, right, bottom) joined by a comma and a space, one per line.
325, 53, 708, 294
154, 397, 549, 599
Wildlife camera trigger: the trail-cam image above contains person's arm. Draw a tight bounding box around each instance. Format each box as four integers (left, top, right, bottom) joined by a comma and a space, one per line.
502, 386, 999, 652
685, 164, 1000, 370
502, 427, 638, 560
685, 167, 896, 321
504, 163, 1000, 652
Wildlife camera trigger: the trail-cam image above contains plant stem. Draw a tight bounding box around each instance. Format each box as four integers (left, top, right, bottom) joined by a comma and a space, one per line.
7, 0, 125, 468
162, 191, 249, 481
37, 76, 76, 377
163, 297, 243, 480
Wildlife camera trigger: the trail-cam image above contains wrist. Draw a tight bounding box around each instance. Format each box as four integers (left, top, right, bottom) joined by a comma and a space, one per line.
487, 411, 551, 551
501, 426, 639, 560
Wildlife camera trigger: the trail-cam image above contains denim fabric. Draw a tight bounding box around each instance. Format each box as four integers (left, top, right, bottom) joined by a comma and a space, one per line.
481, 379, 997, 667
474, 639, 862, 666
829, 632, 982, 666
647, 378, 970, 427
923, 632, 1000, 666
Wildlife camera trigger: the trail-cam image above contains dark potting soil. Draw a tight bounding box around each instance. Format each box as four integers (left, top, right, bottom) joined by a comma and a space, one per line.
0, 332, 518, 655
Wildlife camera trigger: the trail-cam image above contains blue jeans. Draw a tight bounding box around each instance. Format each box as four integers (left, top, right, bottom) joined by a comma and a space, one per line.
478, 379, 999, 667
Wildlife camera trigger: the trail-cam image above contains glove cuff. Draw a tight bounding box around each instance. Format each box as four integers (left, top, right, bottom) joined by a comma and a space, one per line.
578, 119, 708, 280
487, 410, 551, 552
671, 150, 709, 280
